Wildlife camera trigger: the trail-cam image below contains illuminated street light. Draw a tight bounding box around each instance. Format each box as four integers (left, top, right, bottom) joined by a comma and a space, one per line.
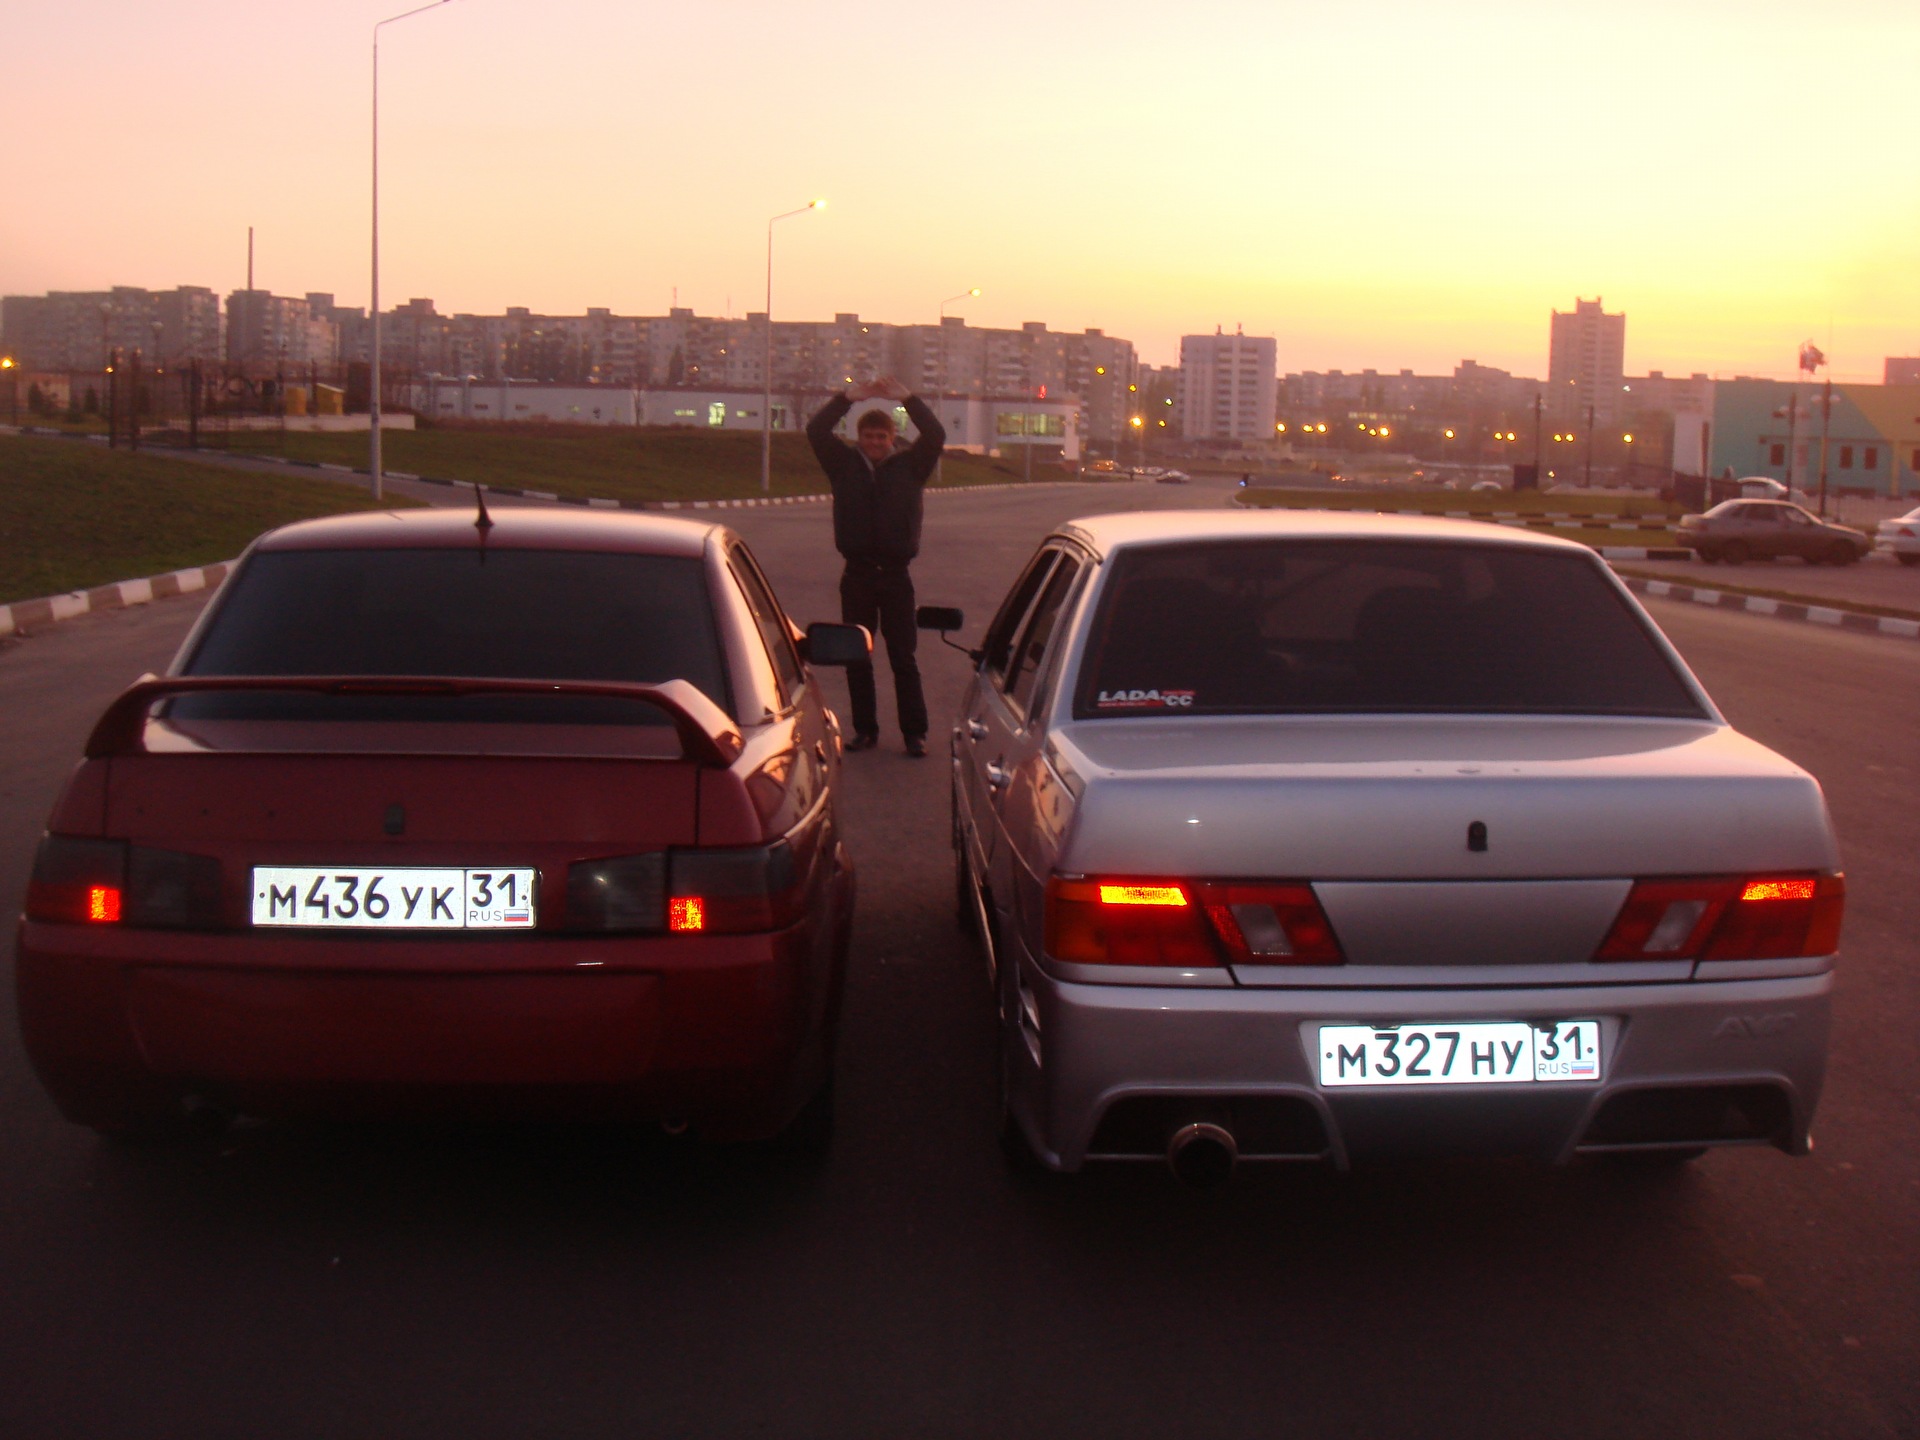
371, 0, 464, 501
938, 286, 980, 320
761, 199, 825, 493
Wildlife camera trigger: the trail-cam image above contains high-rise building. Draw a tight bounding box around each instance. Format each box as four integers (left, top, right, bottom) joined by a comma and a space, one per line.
0, 286, 222, 370
1178, 328, 1277, 444
225, 290, 337, 371
1548, 297, 1626, 424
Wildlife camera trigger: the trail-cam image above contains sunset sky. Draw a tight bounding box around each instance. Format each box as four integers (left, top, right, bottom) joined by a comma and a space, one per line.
2, 0, 1914, 380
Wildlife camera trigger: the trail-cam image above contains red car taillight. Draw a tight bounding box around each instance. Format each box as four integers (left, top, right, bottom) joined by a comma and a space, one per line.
25, 835, 224, 929
1043, 876, 1344, 967
1197, 882, 1344, 964
666, 842, 805, 934
1595, 872, 1843, 962
566, 842, 804, 935
25, 836, 125, 924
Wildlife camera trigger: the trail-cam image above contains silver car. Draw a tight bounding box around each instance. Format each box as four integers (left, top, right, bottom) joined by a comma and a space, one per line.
951, 511, 1843, 1184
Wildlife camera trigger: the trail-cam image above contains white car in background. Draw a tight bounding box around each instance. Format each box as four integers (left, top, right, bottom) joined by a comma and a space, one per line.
1873, 506, 1920, 566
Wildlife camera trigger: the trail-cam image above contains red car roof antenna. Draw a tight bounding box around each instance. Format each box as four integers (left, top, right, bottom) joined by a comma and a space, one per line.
473, 483, 495, 534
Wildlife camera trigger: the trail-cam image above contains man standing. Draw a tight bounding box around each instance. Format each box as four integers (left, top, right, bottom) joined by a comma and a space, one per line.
806, 377, 945, 756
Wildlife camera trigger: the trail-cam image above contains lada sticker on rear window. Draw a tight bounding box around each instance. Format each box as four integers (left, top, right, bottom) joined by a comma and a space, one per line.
1095, 688, 1196, 709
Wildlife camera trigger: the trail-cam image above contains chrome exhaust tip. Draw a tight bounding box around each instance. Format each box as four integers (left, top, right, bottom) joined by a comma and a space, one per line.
1167, 1122, 1237, 1188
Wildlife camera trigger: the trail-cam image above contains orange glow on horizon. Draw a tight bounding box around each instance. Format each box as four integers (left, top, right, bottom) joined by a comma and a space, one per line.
0, 2, 1911, 378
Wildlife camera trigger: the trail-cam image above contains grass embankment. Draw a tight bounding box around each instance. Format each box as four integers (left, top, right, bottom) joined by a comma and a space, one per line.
0, 434, 416, 604
219, 422, 1065, 503
1235, 485, 1683, 547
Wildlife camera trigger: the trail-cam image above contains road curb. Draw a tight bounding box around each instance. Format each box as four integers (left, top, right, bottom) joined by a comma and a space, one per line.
1617, 575, 1920, 641
0, 562, 234, 639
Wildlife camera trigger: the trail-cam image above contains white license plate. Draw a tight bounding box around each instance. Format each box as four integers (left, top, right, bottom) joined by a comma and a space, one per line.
1318, 1021, 1602, 1088
251, 867, 538, 930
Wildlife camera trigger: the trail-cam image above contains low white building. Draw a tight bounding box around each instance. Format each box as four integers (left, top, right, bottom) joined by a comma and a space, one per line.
409, 378, 1080, 459
412, 377, 639, 425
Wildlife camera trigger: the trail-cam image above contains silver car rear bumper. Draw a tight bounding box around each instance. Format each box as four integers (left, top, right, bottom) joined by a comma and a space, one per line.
1014, 965, 1831, 1171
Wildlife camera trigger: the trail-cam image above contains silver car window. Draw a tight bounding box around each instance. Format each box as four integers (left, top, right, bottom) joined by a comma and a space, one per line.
1008, 556, 1082, 717
1074, 540, 1706, 719
983, 549, 1059, 682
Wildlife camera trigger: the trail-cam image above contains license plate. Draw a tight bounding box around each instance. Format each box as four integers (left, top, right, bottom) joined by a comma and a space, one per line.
1318, 1021, 1602, 1088
251, 867, 538, 930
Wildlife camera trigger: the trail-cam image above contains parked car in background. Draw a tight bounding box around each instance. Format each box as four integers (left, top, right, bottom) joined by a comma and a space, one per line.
1873, 506, 1920, 566
951, 510, 1842, 1184
1155, 470, 1190, 485
18, 507, 862, 1151
1735, 477, 1821, 506
1677, 499, 1870, 565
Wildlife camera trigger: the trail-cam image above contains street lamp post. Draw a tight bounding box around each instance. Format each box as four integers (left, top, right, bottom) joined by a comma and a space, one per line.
1529, 392, 1542, 488
938, 288, 980, 324
372, 0, 461, 502
1583, 402, 1595, 488
1816, 377, 1833, 518
932, 289, 978, 485
761, 200, 824, 494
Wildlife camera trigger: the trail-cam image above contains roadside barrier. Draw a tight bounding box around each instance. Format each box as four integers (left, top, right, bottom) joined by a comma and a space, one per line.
0, 561, 232, 638
1616, 575, 1920, 642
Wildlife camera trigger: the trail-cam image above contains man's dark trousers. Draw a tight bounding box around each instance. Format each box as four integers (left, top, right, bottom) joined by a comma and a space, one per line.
840, 558, 926, 741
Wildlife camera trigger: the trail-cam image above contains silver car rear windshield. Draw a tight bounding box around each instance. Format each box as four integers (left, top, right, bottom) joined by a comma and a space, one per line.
1074, 540, 1706, 719
178, 549, 730, 725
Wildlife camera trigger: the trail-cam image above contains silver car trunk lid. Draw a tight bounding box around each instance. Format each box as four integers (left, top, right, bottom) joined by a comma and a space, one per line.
1048, 716, 1837, 981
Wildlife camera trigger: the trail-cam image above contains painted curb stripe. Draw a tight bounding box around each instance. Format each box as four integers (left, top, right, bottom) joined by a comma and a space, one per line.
1617, 575, 1920, 641
1, 563, 232, 639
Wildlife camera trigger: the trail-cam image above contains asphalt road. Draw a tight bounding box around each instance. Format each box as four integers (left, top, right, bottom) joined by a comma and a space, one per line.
1, 481, 1914, 1439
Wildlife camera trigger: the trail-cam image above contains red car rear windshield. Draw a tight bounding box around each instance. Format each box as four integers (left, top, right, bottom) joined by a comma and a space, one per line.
180, 549, 730, 724
1074, 540, 1706, 719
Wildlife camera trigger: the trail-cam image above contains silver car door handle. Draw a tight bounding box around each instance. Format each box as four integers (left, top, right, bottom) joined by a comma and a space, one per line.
985, 762, 1012, 790
967, 720, 990, 741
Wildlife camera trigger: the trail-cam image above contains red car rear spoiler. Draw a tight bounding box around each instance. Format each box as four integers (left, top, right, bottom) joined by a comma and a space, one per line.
83, 675, 746, 767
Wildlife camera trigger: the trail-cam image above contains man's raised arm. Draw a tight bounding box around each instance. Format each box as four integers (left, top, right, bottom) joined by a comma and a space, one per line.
807, 391, 855, 465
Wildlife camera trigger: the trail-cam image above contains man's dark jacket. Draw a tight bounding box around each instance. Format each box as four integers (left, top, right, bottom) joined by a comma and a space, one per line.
806, 394, 946, 563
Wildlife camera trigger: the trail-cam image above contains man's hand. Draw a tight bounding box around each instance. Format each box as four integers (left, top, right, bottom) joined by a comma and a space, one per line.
845, 379, 882, 401
870, 376, 912, 402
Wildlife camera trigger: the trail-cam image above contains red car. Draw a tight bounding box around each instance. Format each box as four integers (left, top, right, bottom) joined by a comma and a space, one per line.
17, 505, 863, 1150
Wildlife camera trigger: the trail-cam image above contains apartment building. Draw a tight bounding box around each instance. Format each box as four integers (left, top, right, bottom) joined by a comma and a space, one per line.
1548, 297, 1627, 424
1, 286, 221, 369
1178, 328, 1277, 444
225, 290, 339, 370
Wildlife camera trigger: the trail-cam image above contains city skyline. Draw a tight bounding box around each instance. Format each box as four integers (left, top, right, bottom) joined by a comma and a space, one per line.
2, 0, 1914, 382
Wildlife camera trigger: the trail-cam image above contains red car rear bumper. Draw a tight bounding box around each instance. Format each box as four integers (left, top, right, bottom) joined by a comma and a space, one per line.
16, 914, 848, 1139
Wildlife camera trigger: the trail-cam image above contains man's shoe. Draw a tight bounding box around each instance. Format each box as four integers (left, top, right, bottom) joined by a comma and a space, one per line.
845, 732, 880, 753
904, 735, 929, 758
